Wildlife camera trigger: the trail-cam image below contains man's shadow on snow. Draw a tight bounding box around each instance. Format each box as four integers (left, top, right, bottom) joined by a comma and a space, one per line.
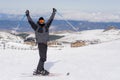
45, 60, 60, 70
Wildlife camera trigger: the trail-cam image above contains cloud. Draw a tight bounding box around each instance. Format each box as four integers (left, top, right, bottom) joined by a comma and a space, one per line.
0, 9, 120, 22
55, 10, 120, 22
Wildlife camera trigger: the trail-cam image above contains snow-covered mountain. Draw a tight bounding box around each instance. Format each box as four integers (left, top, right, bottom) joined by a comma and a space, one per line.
1, 28, 120, 49
0, 31, 34, 49
52, 29, 120, 44
26, 28, 120, 42
0, 31, 23, 43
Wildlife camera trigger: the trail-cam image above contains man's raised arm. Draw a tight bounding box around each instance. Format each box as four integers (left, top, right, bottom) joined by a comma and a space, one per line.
46, 8, 57, 28
25, 10, 37, 31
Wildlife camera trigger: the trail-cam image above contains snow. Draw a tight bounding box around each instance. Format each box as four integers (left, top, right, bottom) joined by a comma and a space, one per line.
0, 31, 23, 43
26, 33, 35, 39
0, 32, 35, 50
56, 29, 120, 43
0, 29, 120, 80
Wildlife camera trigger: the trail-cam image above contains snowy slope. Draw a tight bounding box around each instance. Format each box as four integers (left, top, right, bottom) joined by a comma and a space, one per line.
56, 29, 120, 43
22, 29, 120, 44
0, 39, 120, 80
0, 31, 35, 49
26, 33, 35, 39
0, 31, 23, 43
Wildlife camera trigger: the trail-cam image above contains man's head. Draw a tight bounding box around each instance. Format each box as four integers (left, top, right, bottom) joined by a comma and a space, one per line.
38, 17, 45, 24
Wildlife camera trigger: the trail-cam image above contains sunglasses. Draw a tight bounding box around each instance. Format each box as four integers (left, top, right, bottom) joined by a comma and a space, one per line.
39, 19, 45, 23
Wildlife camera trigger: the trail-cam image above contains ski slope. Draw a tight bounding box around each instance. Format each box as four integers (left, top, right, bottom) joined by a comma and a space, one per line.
0, 39, 120, 80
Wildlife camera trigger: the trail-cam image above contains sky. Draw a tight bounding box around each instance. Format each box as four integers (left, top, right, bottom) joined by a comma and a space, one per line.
0, 0, 120, 22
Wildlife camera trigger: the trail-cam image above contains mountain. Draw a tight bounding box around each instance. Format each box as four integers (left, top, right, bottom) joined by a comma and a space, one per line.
1, 28, 120, 50
0, 13, 120, 32
52, 20, 120, 31
0, 31, 23, 43
50, 29, 120, 48
0, 31, 34, 49
0, 19, 120, 32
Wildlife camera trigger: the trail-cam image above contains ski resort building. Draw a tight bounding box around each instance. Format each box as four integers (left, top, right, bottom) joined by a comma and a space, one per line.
71, 40, 86, 47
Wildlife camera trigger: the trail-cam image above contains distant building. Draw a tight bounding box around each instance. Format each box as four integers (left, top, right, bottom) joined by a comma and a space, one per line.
48, 41, 62, 47
71, 40, 86, 47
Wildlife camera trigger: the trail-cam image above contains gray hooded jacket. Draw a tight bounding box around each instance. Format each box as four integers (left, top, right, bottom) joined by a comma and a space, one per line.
26, 11, 56, 43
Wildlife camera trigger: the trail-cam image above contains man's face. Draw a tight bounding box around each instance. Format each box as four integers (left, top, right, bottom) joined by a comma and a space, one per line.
39, 19, 45, 24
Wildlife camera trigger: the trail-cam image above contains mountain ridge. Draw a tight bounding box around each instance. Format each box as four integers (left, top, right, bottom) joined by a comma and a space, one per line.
0, 19, 120, 32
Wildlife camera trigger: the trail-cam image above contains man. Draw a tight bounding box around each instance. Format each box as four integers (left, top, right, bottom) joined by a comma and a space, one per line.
25, 8, 57, 75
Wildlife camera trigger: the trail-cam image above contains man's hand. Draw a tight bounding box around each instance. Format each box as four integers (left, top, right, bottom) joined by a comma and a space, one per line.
53, 8, 57, 13
25, 10, 29, 16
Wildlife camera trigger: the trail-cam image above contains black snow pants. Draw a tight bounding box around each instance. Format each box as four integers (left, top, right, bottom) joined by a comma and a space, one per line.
37, 43, 47, 71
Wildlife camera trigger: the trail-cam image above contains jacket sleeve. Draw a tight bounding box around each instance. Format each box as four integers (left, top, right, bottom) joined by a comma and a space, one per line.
26, 15, 37, 31
46, 11, 56, 28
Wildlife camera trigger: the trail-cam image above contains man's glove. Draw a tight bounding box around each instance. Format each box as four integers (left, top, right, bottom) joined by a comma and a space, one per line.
53, 8, 57, 13
25, 10, 29, 16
